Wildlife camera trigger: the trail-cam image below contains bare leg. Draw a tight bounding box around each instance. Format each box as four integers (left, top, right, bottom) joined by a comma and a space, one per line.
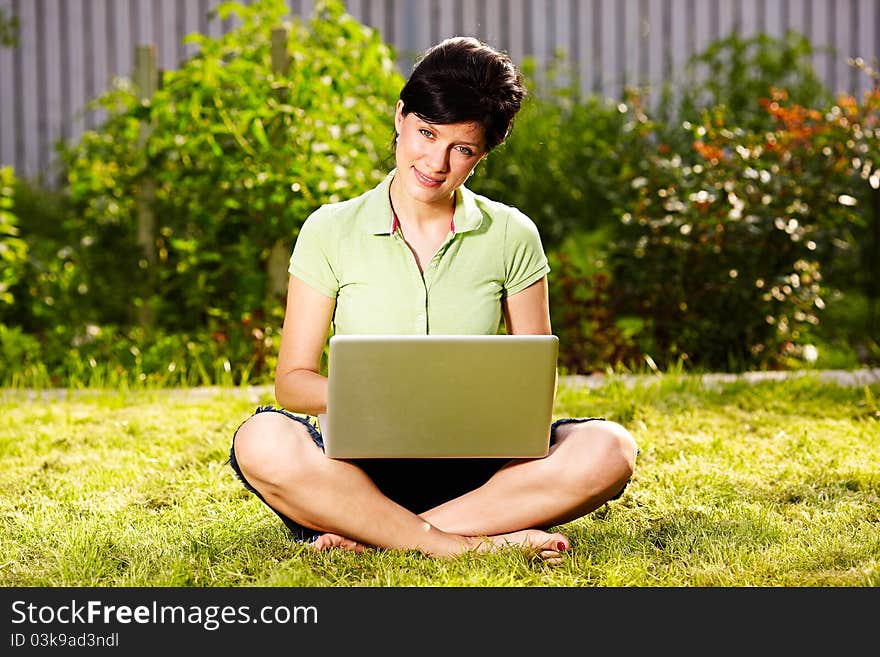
420, 420, 638, 537
232, 412, 569, 561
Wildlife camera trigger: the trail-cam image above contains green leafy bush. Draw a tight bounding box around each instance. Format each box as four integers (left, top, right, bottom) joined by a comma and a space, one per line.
673, 30, 832, 132
809, 77, 880, 364
470, 59, 633, 250
6, 21, 877, 383
608, 86, 877, 370
0, 167, 37, 384
23, 0, 402, 384
0, 167, 27, 307
547, 229, 642, 373
474, 31, 875, 373
0, 7, 18, 48
60, 0, 403, 340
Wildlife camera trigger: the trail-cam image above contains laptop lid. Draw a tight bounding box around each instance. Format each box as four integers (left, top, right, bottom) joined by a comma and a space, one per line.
319, 334, 558, 459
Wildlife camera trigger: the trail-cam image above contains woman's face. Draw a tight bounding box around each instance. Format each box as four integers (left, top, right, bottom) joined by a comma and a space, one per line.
393, 100, 487, 207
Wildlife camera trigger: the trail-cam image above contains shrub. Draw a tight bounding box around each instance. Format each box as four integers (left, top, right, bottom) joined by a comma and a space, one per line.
0, 166, 37, 384
608, 86, 877, 370
672, 29, 832, 132
59, 0, 403, 339
469, 59, 633, 250
35, 0, 402, 383
547, 229, 642, 373
0, 166, 27, 307
819, 72, 880, 362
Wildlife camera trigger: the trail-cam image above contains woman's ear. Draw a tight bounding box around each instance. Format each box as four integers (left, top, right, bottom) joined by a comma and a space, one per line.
394, 100, 405, 133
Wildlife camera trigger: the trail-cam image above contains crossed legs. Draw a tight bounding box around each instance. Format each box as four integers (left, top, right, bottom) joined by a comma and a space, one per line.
421, 419, 638, 536
231, 411, 637, 563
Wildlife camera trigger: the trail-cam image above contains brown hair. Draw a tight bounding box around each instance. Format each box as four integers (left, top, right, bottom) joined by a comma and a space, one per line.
398, 36, 527, 151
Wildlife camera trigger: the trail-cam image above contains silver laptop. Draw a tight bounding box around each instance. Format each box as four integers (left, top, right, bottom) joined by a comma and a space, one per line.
318, 334, 558, 459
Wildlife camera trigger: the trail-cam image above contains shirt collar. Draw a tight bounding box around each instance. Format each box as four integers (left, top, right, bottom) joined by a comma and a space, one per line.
362, 169, 483, 235
391, 211, 455, 234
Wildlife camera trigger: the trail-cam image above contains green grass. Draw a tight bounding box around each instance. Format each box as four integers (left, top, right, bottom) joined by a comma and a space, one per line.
1, 374, 878, 586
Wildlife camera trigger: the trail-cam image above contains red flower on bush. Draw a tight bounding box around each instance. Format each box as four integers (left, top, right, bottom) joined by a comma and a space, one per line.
693, 140, 724, 163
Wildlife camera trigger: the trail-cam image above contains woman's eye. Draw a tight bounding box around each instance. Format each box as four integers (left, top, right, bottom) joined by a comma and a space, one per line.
457, 146, 474, 156
419, 129, 433, 138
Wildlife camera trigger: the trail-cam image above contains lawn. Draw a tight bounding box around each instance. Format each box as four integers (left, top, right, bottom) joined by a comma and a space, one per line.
1, 374, 878, 587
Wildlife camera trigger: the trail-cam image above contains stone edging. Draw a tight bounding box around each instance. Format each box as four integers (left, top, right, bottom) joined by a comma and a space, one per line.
560, 368, 880, 390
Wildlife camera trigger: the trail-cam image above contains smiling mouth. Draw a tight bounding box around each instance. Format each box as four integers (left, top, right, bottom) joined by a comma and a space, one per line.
413, 167, 444, 186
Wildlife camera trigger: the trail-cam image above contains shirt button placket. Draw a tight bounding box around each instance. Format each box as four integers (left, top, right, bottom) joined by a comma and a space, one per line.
421, 247, 447, 334
416, 290, 428, 333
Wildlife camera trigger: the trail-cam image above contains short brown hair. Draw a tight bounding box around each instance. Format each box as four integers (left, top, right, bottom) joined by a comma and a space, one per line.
398, 37, 527, 151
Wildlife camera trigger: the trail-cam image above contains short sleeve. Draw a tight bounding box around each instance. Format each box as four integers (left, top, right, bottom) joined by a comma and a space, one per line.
502, 210, 550, 296
288, 208, 339, 298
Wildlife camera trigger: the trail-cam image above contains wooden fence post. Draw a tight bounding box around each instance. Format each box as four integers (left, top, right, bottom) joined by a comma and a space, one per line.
134, 44, 158, 331
271, 26, 290, 77
267, 26, 291, 303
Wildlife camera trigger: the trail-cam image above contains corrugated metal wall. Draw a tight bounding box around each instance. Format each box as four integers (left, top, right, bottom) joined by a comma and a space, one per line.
1, 0, 878, 183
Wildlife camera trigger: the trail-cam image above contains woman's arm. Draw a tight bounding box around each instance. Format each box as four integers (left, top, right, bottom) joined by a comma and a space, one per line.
502, 275, 557, 397
501, 275, 552, 336
274, 275, 336, 415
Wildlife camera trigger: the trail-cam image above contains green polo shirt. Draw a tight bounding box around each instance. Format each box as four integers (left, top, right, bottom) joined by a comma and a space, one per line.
288, 169, 549, 335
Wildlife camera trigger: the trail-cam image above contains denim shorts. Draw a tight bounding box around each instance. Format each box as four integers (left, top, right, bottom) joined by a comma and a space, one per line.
228, 405, 614, 544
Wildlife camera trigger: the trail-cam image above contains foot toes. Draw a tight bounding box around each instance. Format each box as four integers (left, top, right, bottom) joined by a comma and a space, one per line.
310, 533, 368, 552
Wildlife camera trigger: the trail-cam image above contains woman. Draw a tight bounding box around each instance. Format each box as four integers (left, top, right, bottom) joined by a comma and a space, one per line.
230, 37, 638, 564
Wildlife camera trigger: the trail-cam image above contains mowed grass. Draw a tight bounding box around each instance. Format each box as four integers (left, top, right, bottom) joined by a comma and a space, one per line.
1, 374, 878, 587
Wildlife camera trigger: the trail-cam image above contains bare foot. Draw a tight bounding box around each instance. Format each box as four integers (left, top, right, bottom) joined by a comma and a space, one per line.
476, 529, 571, 565
309, 529, 568, 564
310, 532, 370, 553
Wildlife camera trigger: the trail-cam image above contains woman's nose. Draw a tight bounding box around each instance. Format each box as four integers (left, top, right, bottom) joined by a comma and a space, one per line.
424, 144, 450, 173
